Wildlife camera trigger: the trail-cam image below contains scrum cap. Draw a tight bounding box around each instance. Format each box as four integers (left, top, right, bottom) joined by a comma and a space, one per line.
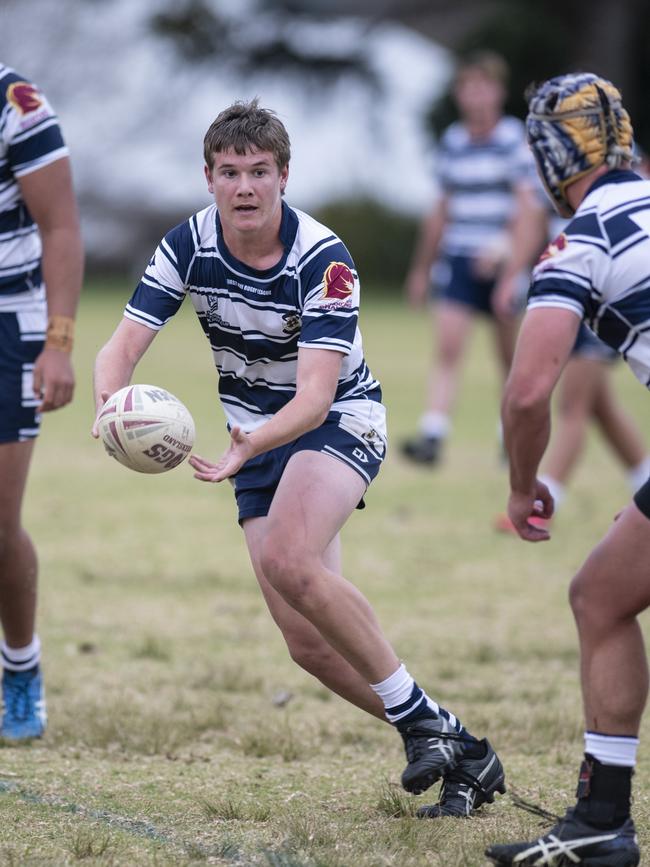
526, 73, 634, 216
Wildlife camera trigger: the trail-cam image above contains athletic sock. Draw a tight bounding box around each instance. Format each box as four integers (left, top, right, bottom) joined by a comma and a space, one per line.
584, 731, 639, 766
574, 732, 638, 829
419, 412, 450, 440
2, 634, 41, 672
370, 663, 476, 742
538, 474, 565, 509
627, 456, 650, 492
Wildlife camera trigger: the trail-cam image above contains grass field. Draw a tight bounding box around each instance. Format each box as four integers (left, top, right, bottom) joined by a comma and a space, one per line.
3, 282, 650, 866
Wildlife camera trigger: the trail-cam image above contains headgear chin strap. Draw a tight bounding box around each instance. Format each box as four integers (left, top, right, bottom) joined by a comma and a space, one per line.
526, 73, 634, 216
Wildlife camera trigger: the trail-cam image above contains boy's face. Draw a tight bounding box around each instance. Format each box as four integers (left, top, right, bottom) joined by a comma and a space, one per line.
454, 69, 505, 119
204, 148, 288, 236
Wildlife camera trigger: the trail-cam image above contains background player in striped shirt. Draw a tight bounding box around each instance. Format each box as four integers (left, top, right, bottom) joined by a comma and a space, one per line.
93, 100, 506, 816
487, 73, 649, 867
0, 65, 83, 739
401, 52, 541, 466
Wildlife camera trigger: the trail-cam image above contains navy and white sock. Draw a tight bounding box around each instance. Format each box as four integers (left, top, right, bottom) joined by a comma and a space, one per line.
370, 663, 464, 733
584, 730, 638, 767
2, 635, 41, 672
575, 732, 638, 829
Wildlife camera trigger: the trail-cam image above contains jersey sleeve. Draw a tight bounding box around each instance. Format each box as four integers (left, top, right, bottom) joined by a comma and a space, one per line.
2, 74, 68, 176
435, 131, 453, 193
527, 216, 609, 319
297, 242, 359, 355
510, 132, 537, 188
125, 220, 197, 330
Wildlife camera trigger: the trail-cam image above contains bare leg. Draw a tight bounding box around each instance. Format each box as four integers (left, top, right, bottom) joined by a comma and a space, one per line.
426, 301, 475, 417
492, 313, 519, 384
257, 450, 400, 684
0, 441, 38, 647
569, 502, 650, 734
244, 516, 385, 720
542, 357, 602, 485
592, 370, 648, 470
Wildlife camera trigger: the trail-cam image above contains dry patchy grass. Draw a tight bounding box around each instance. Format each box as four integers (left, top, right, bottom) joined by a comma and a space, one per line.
0, 286, 647, 865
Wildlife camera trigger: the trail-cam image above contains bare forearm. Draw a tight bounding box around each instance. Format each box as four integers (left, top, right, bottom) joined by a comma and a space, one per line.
93, 343, 139, 409
41, 226, 84, 317
503, 400, 551, 494
500, 193, 547, 282
247, 391, 330, 458
410, 205, 446, 272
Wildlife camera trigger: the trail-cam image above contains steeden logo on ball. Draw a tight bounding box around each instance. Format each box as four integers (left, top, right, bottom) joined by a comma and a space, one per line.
98, 384, 195, 474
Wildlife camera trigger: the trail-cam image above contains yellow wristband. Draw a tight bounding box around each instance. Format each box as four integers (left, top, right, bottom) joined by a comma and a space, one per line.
44, 315, 75, 353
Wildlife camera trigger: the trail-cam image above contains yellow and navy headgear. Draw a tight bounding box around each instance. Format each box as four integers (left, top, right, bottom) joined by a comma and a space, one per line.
526, 73, 634, 216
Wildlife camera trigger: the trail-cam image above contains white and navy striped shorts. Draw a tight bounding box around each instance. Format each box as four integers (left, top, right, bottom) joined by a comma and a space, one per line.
0, 308, 46, 443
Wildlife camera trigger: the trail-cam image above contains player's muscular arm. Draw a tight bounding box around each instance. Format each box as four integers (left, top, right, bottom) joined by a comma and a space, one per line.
92, 319, 157, 435
19, 158, 83, 321
502, 307, 580, 539
190, 347, 343, 483
19, 158, 84, 411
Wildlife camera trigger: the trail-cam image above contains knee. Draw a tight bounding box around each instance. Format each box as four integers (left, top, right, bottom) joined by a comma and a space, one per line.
0, 520, 20, 560
284, 632, 336, 676
569, 570, 622, 632
438, 339, 463, 368
259, 538, 317, 608
569, 572, 590, 625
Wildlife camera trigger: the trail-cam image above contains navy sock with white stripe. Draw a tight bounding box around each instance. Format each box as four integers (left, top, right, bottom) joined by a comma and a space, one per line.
370, 663, 468, 735
2, 635, 41, 672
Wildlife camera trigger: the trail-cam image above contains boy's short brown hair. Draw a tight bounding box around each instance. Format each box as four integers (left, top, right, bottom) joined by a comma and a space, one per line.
203, 99, 291, 170
455, 51, 509, 87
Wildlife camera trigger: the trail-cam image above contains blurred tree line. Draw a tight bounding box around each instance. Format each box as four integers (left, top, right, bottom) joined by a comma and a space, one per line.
151, 0, 650, 289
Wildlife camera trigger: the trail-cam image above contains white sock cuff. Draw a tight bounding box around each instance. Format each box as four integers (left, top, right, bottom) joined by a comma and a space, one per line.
419, 412, 450, 439
627, 456, 650, 493
539, 474, 566, 508
370, 663, 414, 709
584, 731, 639, 767
2, 634, 41, 672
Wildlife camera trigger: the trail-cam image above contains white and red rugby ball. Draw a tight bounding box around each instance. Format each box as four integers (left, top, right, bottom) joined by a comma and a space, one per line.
97, 384, 195, 474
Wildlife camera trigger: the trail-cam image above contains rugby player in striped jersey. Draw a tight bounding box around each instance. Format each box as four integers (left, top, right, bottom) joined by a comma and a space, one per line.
0, 65, 83, 740
93, 100, 505, 816
487, 73, 649, 867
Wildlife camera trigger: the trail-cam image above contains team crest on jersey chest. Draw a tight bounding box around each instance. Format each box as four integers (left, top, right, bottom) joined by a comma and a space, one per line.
282, 312, 301, 334
206, 298, 230, 328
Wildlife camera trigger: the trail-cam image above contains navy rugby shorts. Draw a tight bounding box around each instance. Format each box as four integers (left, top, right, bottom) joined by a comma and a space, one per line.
433, 255, 497, 315
0, 311, 44, 443
572, 323, 618, 362
432, 255, 526, 317
232, 408, 387, 523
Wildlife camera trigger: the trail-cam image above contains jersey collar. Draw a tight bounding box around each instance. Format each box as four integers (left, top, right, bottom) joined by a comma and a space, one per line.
585, 168, 642, 197
215, 201, 299, 278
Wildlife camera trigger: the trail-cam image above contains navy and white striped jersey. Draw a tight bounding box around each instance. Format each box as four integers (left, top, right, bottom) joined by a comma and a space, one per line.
125, 202, 385, 434
528, 169, 650, 387
437, 116, 536, 257
0, 65, 68, 311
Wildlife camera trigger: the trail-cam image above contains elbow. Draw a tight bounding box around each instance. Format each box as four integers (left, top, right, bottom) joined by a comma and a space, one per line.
311, 400, 331, 430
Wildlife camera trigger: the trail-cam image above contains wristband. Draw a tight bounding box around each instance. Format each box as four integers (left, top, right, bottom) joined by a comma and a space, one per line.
44, 315, 75, 353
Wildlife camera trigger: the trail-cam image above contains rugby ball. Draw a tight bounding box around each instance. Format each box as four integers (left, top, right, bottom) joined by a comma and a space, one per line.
97, 384, 195, 474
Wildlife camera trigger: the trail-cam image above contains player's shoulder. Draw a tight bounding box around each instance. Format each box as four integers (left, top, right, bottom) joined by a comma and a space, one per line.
583, 170, 650, 213
0, 64, 45, 113
289, 205, 351, 268
439, 122, 467, 150
494, 115, 526, 145
166, 204, 217, 249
